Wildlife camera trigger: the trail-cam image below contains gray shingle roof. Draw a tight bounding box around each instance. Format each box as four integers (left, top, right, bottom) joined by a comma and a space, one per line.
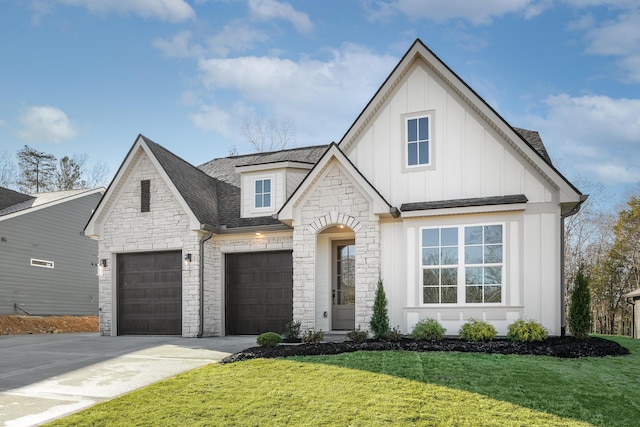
401, 195, 528, 212
0, 187, 33, 213
514, 128, 552, 165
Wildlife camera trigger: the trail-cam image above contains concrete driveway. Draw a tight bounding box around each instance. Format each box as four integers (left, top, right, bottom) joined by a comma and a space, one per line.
0, 333, 256, 426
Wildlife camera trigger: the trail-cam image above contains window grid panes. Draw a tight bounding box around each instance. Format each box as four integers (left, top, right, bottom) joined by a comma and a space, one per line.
421, 224, 503, 305
254, 179, 271, 208
407, 116, 430, 166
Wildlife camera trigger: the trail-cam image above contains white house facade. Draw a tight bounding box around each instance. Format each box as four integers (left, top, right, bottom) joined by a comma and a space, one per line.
84, 39, 584, 337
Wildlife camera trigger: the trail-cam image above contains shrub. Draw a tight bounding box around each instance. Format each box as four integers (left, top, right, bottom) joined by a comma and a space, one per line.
507, 319, 549, 342
411, 318, 446, 341
569, 266, 592, 339
302, 329, 324, 344
370, 278, 390, 339
256, 332, 282, 347
385, 326, 404, 342
346, 326, 369, 343
282, 320, 302, 341
459, 319, 497, 342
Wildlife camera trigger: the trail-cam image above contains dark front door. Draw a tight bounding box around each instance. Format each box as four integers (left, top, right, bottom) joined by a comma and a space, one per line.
332, 241, 355, 330
117, 251, 182, 335
225, 251, 293, 335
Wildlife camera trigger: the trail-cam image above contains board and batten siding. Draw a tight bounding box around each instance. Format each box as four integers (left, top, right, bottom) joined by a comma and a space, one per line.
346, 61, 553, 207
0, 192, 102, 316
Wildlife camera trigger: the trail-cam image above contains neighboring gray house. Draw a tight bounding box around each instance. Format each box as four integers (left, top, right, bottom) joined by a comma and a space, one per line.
0, 186, 104, 315
85, 39, 584, 337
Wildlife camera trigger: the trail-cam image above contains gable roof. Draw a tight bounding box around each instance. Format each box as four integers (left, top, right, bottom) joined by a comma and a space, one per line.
338, 38, 581, 206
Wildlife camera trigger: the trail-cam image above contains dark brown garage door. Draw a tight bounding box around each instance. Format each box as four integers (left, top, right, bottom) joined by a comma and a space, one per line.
226, 251, 293, 335
117, 251, 182, 335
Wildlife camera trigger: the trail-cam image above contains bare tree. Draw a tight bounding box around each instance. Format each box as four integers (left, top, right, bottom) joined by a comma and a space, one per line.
86, 160, 111, 188
0, 150, 17, 189
55, 155, 87, 190
241, 114, 296, 152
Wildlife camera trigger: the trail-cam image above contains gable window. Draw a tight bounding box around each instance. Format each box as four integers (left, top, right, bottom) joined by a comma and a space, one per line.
141, 180, 150, 212
421, 224, 503, 305
254, 178, 271, 209
407, 115, 430, 167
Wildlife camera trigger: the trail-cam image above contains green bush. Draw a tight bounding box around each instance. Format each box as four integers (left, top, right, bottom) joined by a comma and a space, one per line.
256, 332, 282, 347
346, 326, 369, 343
302, 329, 324, 344
507, 319, 549, 342
411, 318, 446, 341
385, 326, 404, 342
370, 278, 390, 339
459, 319, 497, 342
282, 320, 302, 341
569, 266, 592, 339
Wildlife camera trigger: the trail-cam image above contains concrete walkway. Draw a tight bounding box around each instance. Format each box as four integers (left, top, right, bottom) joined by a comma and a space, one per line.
0, 333, 256, 426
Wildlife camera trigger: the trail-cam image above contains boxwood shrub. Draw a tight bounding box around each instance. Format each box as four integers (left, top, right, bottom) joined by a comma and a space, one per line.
459, 319, 497, 342
411, 318, 446, 341
256, 332, 282, 347
507, 319, 548, 342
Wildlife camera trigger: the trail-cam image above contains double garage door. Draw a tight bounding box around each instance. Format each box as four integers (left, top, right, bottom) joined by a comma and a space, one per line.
117, 250, 293, 335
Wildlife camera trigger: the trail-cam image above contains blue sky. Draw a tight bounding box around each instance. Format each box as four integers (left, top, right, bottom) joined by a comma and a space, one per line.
1, 0, 639, 205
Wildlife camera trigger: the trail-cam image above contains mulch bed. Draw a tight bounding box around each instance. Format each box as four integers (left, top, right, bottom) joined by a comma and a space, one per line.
0, 315, 98, 335
222, 336, 629, 364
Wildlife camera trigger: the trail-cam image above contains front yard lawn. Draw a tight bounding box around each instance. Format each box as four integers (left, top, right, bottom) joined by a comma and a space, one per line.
47, 335, 640, 427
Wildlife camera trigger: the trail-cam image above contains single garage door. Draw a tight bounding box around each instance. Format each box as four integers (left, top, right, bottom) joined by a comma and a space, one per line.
117, 251, 182, 335
226, 251, 293, 335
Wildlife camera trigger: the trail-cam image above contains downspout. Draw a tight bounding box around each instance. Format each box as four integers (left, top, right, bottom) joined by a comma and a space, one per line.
197, 228, 214, 338
560, 195, 588, 336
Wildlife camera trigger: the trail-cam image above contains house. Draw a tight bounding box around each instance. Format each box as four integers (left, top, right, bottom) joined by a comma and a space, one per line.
625, 288, 640, 339
0, 186, 104, 316
84, 39, 584, 337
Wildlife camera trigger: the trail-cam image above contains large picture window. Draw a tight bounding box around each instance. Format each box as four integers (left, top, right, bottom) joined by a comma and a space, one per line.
421, 224, 503, 305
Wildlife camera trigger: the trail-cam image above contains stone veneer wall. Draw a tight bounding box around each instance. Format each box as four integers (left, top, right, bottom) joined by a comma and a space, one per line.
98, 153, 201, 336
294, 162, 381, 331
205, 233, 293, 336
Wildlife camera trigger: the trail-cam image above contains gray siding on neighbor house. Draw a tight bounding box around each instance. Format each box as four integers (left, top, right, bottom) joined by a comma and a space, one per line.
0, 193, 102, 315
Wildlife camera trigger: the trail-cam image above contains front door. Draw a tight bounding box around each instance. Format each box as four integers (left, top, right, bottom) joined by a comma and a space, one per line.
332, 240, 355, 330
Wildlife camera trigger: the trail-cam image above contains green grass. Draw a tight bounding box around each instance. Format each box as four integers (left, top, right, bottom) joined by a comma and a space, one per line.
47, 336, 640, 427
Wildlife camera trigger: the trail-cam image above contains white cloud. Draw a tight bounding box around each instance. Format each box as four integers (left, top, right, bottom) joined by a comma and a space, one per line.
526, 94, 640, 184
56, 0, 195, 23
248, 0, 314, 33
189, 103, 233, 135
194, 44, 398, 145
153, 31, 199, 58
18, 106, 78, 143
368, 0, 534, 25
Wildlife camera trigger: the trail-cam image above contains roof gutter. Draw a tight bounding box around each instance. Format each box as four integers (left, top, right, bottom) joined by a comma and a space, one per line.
197, 225, 215, 338
559, 194, 589, 336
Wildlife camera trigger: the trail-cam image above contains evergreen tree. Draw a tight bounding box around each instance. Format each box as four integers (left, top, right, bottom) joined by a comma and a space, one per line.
569, 266, 592, 339
370, 278, 389, 339
16, 145, 56, 193
55, 156, 86, 190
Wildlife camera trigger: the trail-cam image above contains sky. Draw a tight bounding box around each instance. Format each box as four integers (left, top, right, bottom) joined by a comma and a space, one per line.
1, 0, 640, 207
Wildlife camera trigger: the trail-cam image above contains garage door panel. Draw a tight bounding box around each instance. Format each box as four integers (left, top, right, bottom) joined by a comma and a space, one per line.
118, 251, 182, 335
226, 251, 293, 335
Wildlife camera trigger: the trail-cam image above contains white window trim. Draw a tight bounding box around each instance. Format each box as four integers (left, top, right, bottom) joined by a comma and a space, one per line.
419, 222, 505, 307
401, 110, 435, 172
253, 176, 274, 211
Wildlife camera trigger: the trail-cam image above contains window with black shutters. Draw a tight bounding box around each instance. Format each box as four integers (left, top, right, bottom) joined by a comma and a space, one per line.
141, 180, 150, 212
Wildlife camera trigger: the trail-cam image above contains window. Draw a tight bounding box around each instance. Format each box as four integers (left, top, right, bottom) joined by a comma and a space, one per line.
31, 258, 54, 268
254, 178, 271, 209
406, 115, 430, 167
141, 180, 150, 212
421, 224, 503, 304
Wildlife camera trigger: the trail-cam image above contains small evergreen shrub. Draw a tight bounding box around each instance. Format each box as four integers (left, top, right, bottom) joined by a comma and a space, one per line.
459, 319, 497, 342
302, 329, 324, 344
385, 326, 404, 342
569, 266, 592, 339
507, 319, 549, 342
256, 332, 282, 347
346, 326, 368, 343
282, 320, 302, 341
370, 278, 390, 339
411, 318, 446, 341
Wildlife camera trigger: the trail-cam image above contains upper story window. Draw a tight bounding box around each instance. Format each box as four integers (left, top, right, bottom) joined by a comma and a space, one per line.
141, 180, 150, 212
254, 178, 271, 209
421, 224, 503, 305
407, 115, 430, 166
